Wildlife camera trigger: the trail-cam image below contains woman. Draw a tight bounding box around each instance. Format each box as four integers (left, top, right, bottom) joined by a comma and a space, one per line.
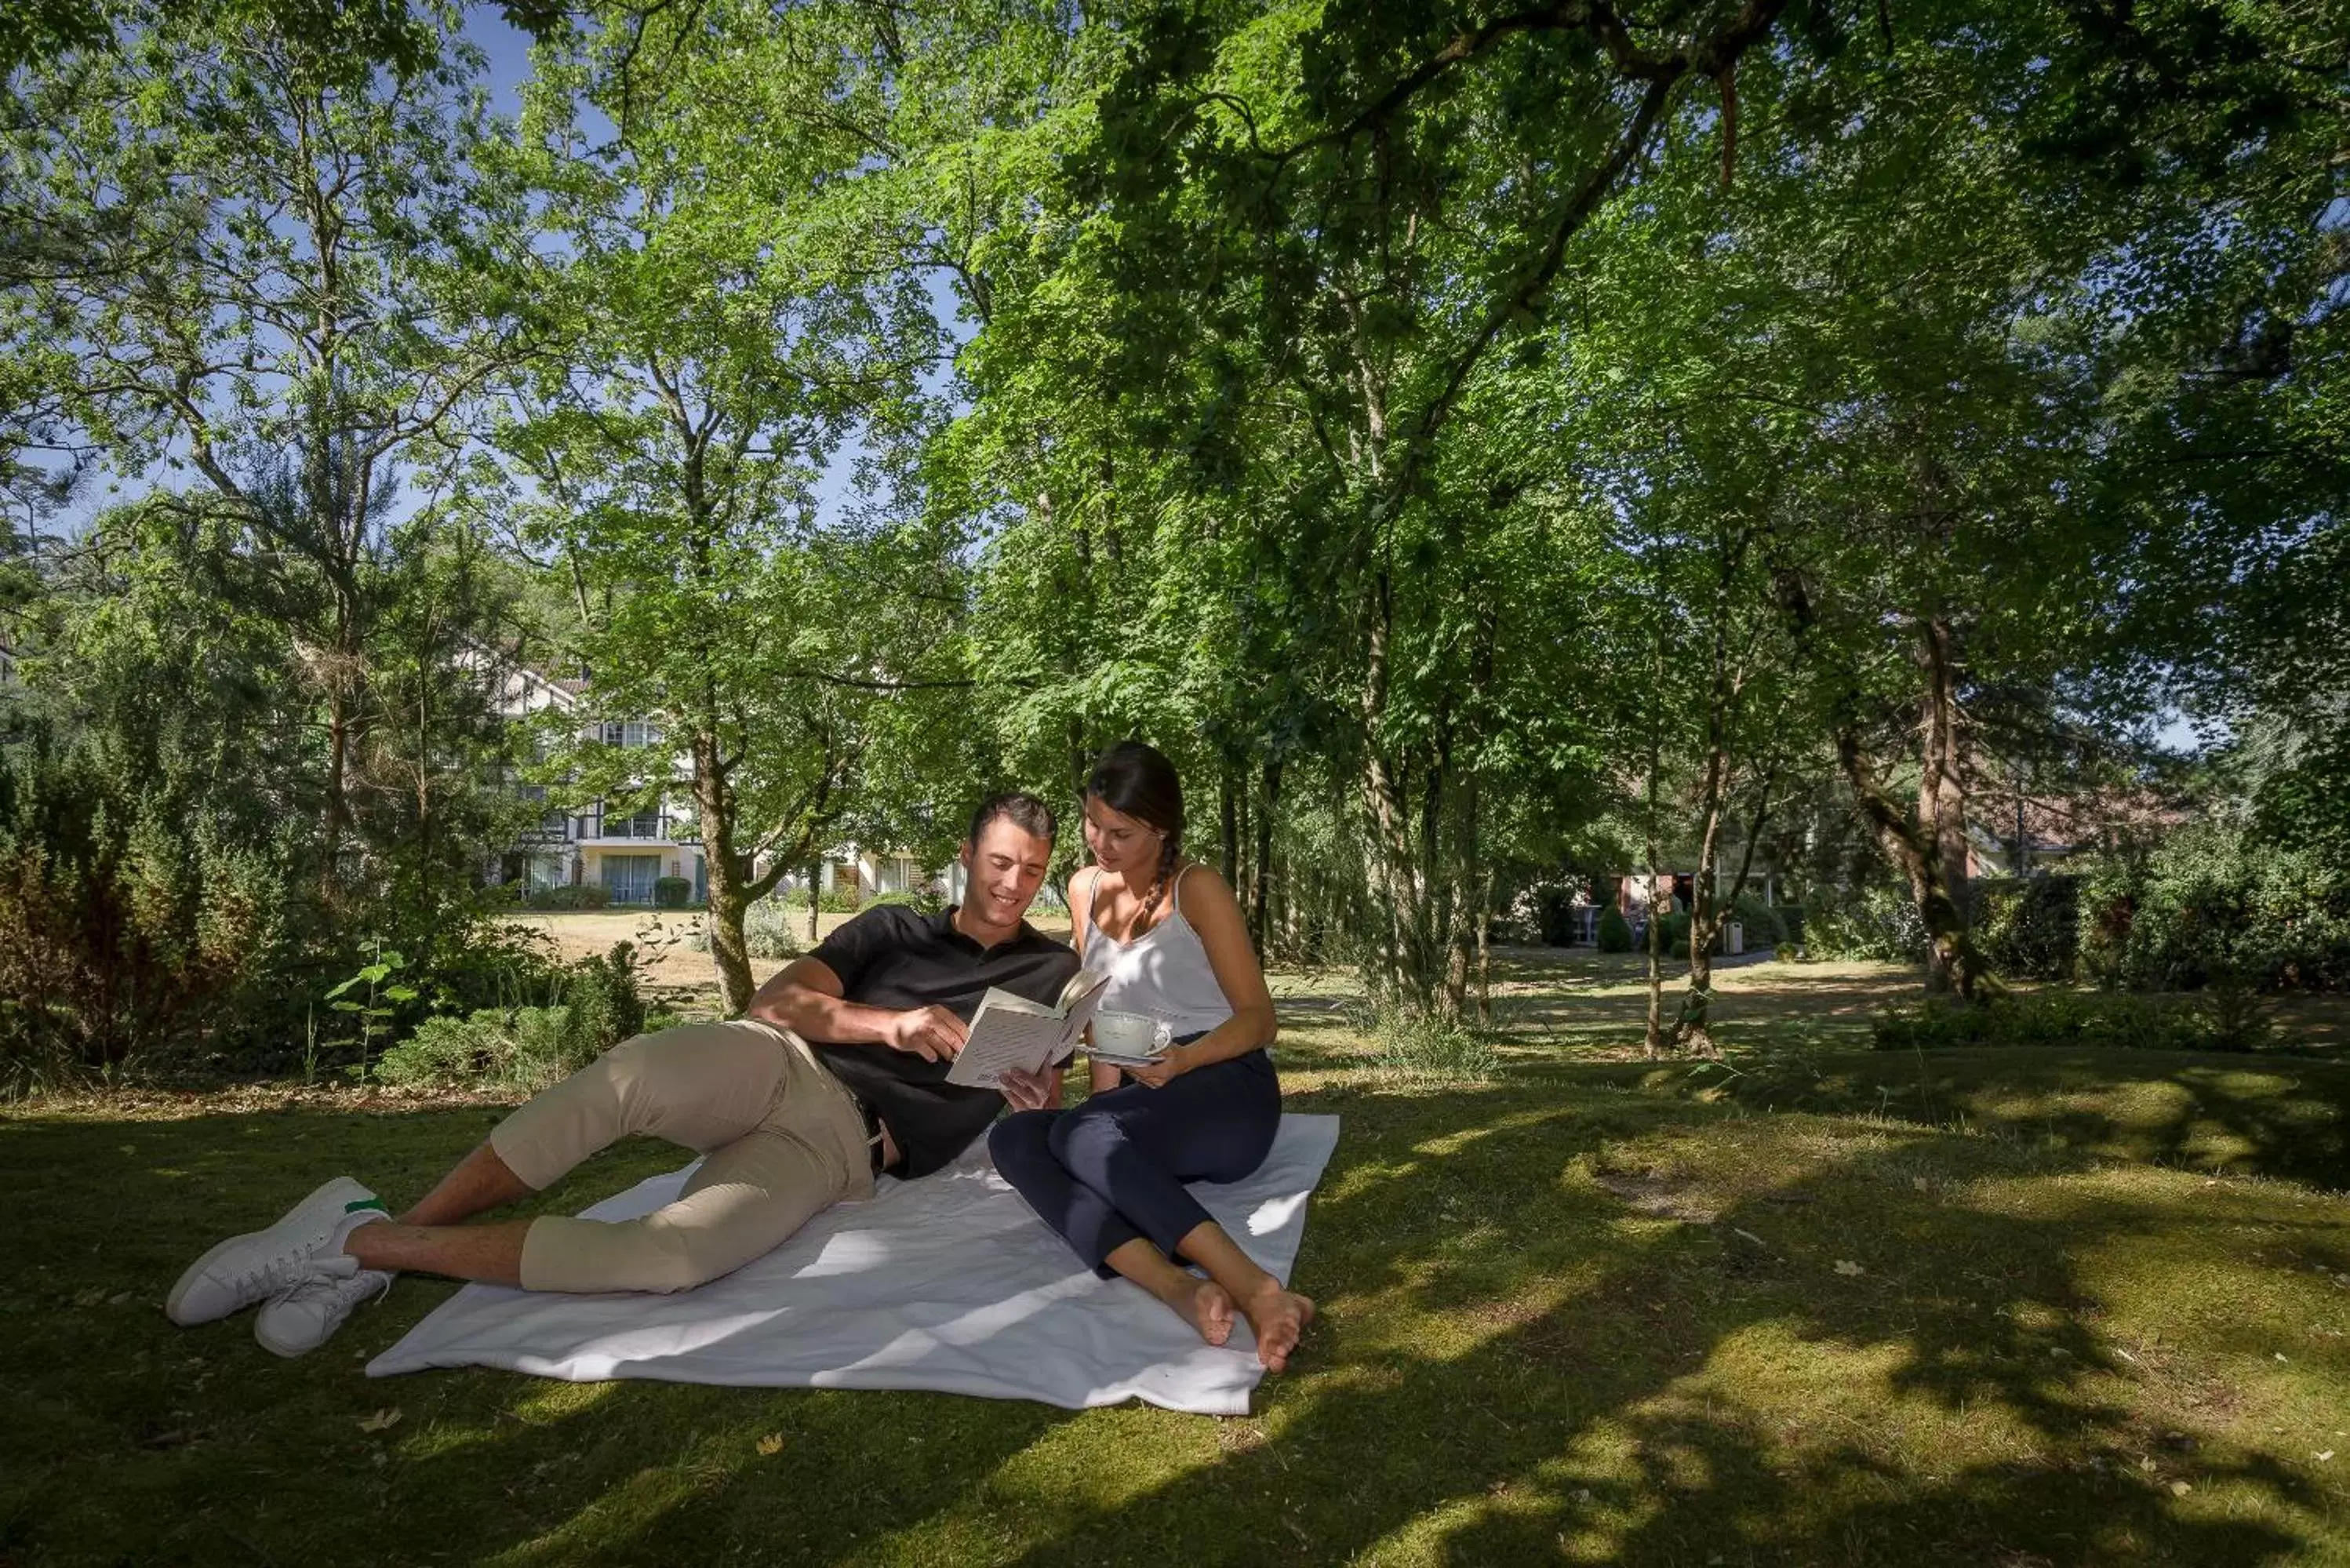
988, 741, 1314, 1371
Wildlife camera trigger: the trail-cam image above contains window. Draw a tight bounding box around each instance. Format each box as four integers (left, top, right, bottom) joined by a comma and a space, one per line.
598, 807, 661, 840
599, 719, 663, 749
601, 854, 662, 906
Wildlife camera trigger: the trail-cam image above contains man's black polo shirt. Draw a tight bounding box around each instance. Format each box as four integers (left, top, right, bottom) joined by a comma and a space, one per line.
806, 904, 1080, 1178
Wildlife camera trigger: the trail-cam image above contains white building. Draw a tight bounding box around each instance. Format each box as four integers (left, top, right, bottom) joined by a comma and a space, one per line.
477, 657, 973, 910
482, 660, 708, 906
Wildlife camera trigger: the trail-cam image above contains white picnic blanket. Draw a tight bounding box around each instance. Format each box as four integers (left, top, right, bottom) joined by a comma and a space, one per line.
367, 1113, 1341, 1416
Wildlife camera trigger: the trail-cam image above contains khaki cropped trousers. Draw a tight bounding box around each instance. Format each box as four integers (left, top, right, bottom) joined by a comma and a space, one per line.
489, 1019, 875, 1294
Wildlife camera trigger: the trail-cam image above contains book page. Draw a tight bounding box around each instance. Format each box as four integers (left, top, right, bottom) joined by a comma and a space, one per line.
1055, 968, 1110, 1011
944, 988, 1076, 1088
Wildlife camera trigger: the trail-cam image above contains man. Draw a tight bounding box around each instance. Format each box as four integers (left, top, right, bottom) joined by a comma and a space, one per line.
167, 793, 1079, 1356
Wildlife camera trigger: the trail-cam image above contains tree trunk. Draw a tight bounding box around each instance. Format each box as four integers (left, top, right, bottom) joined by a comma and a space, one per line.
1220, 771, 1239, 886
1774, 562, 1984, 999
1916, 611, 1974, 993
1474, 869, 1494, 1028
1643, 585, 1669, 1060
1675, 595, 1735, 1057
1250, 759, 1280, 957
692, 729, 756, 1016
1358, 563, 1426, 1010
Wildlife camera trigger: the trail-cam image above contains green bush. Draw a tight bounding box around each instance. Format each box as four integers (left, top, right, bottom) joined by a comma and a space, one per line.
1658, 911, 1692, 955
376, 1006, 590, 1093
687, 900, 804, 961
1729, 893, 1783, 947
782, 886, 861, 914
561, 941, 646, 1055
2079, 824, 2350, 993
865, 889, 944, 915
1870, 988, 2265, 1053
1777, 903, 1806, 952
0, 737, 282, 1094
373, 940, 653, 1091
1801, 886, 1925, 962
523, 883, 609, 911
1596, 906, 1635, 953
1973, 875, 2080, 981
1533, 886, 1579, 946
652, 875, 694, 909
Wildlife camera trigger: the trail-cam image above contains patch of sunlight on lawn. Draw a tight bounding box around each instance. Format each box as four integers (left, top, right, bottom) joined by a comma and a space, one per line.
489, 1464, 717, 1568
510, 1380, 620, 1423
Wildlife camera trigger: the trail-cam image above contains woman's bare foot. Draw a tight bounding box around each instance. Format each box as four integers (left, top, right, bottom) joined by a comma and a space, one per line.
1241, 1284, 1315, 1372
1150, 1274, 1235, 1346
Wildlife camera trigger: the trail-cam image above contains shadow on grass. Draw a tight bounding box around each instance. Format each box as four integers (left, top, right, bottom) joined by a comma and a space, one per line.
1631, 1046, 2350, 1191
969, 1078, 2336, 1566
2, 1061, 2345, 1565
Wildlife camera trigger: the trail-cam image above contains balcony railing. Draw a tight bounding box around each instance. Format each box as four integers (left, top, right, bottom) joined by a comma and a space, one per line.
597, 810, 668, 841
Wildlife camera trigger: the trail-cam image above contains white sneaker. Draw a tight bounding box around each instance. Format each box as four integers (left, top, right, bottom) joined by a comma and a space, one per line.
253, 1255, 395, 1357
166, 1177, 387, 1326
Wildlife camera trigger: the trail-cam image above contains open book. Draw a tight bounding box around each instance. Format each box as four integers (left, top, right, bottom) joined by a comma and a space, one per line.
944, 969, 1111, 1090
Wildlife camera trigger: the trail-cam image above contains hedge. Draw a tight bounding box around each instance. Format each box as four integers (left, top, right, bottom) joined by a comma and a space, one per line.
523, 883, 609, 911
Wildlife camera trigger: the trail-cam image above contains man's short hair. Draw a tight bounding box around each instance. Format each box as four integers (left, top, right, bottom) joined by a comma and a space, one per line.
966, 791, 1057, 846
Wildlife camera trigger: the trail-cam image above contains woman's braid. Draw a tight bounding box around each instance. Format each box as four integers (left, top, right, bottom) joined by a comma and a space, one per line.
1136, 829, 1181, 926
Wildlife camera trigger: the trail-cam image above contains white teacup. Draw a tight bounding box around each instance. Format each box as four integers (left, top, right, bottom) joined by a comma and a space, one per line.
1091, 1010, 1172, 1059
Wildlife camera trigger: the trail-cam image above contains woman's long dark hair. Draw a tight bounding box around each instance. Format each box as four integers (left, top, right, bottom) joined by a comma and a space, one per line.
1087, 740, 1184, 924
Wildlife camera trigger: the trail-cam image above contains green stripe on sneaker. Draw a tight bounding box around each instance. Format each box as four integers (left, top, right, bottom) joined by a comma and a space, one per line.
344, 1198, 387, 1214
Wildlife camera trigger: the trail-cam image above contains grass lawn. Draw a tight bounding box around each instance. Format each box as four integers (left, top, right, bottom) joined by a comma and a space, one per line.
5, 954, 2347, 1565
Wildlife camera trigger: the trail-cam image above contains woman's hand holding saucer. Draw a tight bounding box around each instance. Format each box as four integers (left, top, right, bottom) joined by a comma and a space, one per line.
1122, 1047, 1190, 1089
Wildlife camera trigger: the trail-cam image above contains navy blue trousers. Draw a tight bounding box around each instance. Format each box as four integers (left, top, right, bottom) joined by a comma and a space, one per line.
988, 1047, 1280, 1276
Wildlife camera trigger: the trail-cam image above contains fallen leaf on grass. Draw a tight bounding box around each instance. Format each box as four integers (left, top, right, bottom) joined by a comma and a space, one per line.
356, 1407, 402, 1434
2318, 1451, 2336, 1463
755, 1434, 784, 1457
1733, 1228, 1766, 1246
2169, 1480, 2192, 1497
1833, 1260, 1864, 1277
107, 1291, 131, 1306
72, 1288, 106, 1308
1911, 1177, 1928, 1192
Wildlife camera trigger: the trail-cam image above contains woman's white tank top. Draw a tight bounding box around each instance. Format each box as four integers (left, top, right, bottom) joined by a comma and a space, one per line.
1082, 867, 1235, 1038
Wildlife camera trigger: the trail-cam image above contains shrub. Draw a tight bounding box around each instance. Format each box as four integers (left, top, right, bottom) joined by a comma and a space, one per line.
1729, 892, 1784, 947
1658, 911, 1693, 956
375, 937, 659, 1092
653, 875, 694, 909
2079, 824, 2350, 993
687, 900, 804, 961
561, 941, 646, 1055
1533, 886, 1580, 946
1973, 875, 2080, 981
1802, 886, 1926, 962
0, 737, 282, 1095
1596, 906, 1635, 953
1870, 988, 2265, 1053
376, 1006, 590, 1093
782, 886, 861, 914
524, 883, 610, 911
1777, 903, 1806, 953
866, 889, 944, 915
